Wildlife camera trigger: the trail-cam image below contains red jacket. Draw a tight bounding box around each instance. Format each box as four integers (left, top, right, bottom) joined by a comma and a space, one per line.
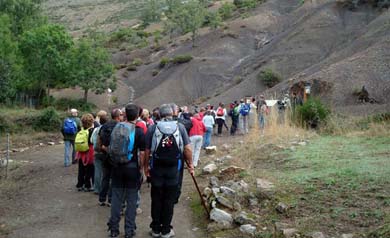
189, 115, 206, 136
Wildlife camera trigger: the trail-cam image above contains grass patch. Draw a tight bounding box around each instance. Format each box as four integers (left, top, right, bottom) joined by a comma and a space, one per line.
189, 191, 208, 229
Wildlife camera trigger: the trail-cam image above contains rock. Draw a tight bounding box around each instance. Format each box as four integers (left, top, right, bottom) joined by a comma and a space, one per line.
216, 196, 234, 209
256, 178, 274, 191
212, 187, 220, 195
220, 166, 245, 177
275, 222, 290, 232
216, 155, 233, 163
249, 198, 258, 207
220, 186, 236, 196
205, 146, 217, 154
203, 187, 212, 198
308, 232, 326, 238
230, 180, 249, 193
298, 141, 307, 146
209, 176, 219, 187
39, 143, 44, 146
234, 211, 256, 225
239, 140, 244, 145
58, 141, 64, 144
48, 142, 55, 146
282, 228, 299, 238
203, 163, 217, 174
211, 200, 217, 208
221, 144, 230, 151
341, 234, 353, 238
207, 221, 232, 232
240, 224, 257, 236
276, 202, 288, 214
210, 208, 233, 225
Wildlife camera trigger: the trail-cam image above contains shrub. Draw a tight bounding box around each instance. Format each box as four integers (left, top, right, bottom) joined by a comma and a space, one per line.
171, 55, 193, 64
219, 3, 236, 19
233, 0, 259, 9
257, 69, 282, 87
34, 107, 61, 132
152, 70, 159, 76
296, 98, 330, 129
54, 98, 97, 112
132, 58, 143, 66
159, 57, 170, 68
127, 65, 137, 71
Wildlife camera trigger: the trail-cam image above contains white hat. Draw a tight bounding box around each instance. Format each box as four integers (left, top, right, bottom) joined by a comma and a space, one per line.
70, 108, 78, 114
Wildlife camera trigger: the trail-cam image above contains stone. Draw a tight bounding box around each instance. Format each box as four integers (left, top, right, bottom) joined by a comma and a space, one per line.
212, 187, 220, 195
233, 201, 242, 211
240, 224, 257, 236
39, 143, 44, 146
58, 141, 64, 144
220, 186, 236, 196
234, 211, 256, 225
256, 178, 275, 191
230, 180, 249, 193
282, 228, 299, 238
239, 140, 244, 145
221, 144, 230, 151
207, 221, 232, 232
341, 234, 353, 238
211, 200, 217, 208
216, 196, 234, 209
203, 187, 212, 198
308, 232, 325, 238
298, 141, 307, 146
203, 163, 217, 174
48, 142, 55, 146
209, 176, 219, 187
205, 146, 217, 154
249, 198, 259, 207
210, 208, 233, 225
216, 155, 233, 163
276, 202, 288, 214
275, 222, 290, 231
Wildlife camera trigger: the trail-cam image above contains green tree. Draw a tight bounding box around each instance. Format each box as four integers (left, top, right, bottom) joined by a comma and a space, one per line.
19, 24, 73, 100
206, 11, 222, 29
69, 39, 115, 102
141, 0, 161, 25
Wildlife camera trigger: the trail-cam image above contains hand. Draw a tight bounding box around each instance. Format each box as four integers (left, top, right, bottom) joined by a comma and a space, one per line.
188, 165, 194, 176
144, 166, 150, 178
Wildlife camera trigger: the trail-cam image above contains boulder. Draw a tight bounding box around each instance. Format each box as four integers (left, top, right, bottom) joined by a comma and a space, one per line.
256, 178, 274, 191
203, 163, 217, 174
240, 224, 257, 236
209, 176, 219, 187
234, 211, 256, 225
210, 208, 233, 225
308, 232, 326, 238
220, 186, 236, 197
205, 146, 217, 154
216, 196, 234, 209
211, 187, 220, 195
276, 202, 288, 214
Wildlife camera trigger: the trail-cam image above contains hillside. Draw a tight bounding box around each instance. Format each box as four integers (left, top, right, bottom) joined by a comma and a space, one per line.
49, 0, 390, 115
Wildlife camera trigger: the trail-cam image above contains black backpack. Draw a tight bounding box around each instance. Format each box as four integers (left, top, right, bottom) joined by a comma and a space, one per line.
99, 120, 118, 148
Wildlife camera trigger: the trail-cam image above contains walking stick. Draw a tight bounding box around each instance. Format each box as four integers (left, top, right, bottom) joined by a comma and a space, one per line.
184, 160, 210, 217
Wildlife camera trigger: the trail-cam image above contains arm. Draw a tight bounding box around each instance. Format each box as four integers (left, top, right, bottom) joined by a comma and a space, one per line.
183, 144, 194, 176
144, 149, 150, 177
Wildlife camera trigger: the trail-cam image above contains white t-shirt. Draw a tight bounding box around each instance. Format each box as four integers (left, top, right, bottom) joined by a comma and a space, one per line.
215, 108, 227, 121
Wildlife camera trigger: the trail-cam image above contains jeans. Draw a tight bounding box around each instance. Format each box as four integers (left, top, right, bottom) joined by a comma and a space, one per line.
230, 116, 238, 135
175, 165, 184, 203
76, 159, 94, 189
94, 155, 104, 193
203, 127, 212, 148
216, 118, 224, 135
109, 187, 138, 236
258, 114, 265, 129
190, 135, 203, 167
150, 185, 177, 235
99, 159, 112, 203
239, 115, 249, 134
64, 140, 75, 166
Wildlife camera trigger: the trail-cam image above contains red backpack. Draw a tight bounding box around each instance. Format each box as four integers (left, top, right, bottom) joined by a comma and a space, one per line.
216, 107, 224, 116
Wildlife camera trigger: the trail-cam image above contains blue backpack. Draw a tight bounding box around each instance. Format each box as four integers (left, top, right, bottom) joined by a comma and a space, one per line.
108, 122, 136, 165
240, 104, 250, 116
63, 118, 77, 135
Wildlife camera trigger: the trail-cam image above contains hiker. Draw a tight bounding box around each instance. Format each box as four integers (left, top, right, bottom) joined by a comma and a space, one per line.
230, 101, 240, 135
136, 107, 148, 134
107, 104, 145, 238
238, 99, 250, 134
142, 109, 154, 127
202, 111, 215, 148
98, 108, 124, 206
152, 107, 161, 124
144, 104, 194, 238
95, 110, 108, 126
92, 112, 108, 194
61, 108, 81, 167
215, 103, 227, 136
257, 96, 267, 133
75, 113, 95, 192
249, 97, 257, 129
189, 113, 206, 167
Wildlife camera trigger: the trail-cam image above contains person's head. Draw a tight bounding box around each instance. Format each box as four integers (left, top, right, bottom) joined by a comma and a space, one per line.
169, 103, 179, 116
205, 111, 211, 116
182, 106, 188, 113
99, 114, 108, 125
160, 104, 173, 119
219, 103, 224, 108
81, 113, 94, 129
111, 108, 122, 122
138, 107, 143, 118
125, 104, 140, 122
152, 107, 161, 121
252, 97, 256, 102
70, 108, 78, 117
141, 109, 150, 121
240, 99, 244, 104
200, 107, 206, 113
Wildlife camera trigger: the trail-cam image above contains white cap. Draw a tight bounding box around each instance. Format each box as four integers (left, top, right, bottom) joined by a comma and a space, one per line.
70, 108, 78, 115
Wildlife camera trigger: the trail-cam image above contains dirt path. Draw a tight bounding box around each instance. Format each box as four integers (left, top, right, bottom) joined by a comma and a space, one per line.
0, 145, 203, 238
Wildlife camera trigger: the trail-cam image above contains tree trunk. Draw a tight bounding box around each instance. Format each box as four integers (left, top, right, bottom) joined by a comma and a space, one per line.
84, 89, 89, 103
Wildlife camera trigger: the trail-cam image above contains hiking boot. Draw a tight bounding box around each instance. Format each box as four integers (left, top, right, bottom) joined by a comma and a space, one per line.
109, 230, 119, 237
72, 160, 77, 164
125, 231, 136, 238
161, 229, 175, 238
99, 202, 106, 206
149, 230, 160, 238
77, 187, 83, 192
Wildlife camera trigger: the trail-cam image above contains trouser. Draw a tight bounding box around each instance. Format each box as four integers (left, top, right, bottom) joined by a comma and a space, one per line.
216, 118, 224, 135
242, 115, 249, 134
258, 114, 265, 129
150, 185, 178, 235
176, 165, 184, 204
203, 127, 212, 148
109, 187, 138, 235
230, 116, 238, 135
94, 155, 104, 193
64, 140, 76, 166
190, 135, 203, 167
76, 159, 94, 189
99, 160, 112, 203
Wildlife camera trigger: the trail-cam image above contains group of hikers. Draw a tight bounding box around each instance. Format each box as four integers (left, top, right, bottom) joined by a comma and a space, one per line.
60, 96, 271, 238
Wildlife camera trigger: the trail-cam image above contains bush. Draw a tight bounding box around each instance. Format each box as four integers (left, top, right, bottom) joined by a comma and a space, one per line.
127, 65, 137, 71
219, 3, 236, 19
257, 69, 282, 87
233, 0, 259, 9
171, 55, 193, 64
54, 98, 97, 112
152, 70, 159, 76
296, 98, 330, 129
132, 58, 143, 66
159, 57, 170, 68
34, 107, 61, 132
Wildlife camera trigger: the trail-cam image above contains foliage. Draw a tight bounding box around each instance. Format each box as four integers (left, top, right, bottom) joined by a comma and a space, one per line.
218, 2, 236, 20
296, 98, 330, 128
257, 69, 282, 87
171, 55, 193, 64
132, 58, 143, 66
53, 98, 97, 112
233, 0, 259, 9
140, 0, 162, 25
339, 0, 390, 9
68, 39, 115, 102
19, 24, 73, 99
204, 11, 222, 29
159, 57, 170, 68
106, 28, 149, 48
34, 107, 61, 131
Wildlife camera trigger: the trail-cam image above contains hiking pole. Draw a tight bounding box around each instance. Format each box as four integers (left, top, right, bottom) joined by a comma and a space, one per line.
184, 160, 210, 217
